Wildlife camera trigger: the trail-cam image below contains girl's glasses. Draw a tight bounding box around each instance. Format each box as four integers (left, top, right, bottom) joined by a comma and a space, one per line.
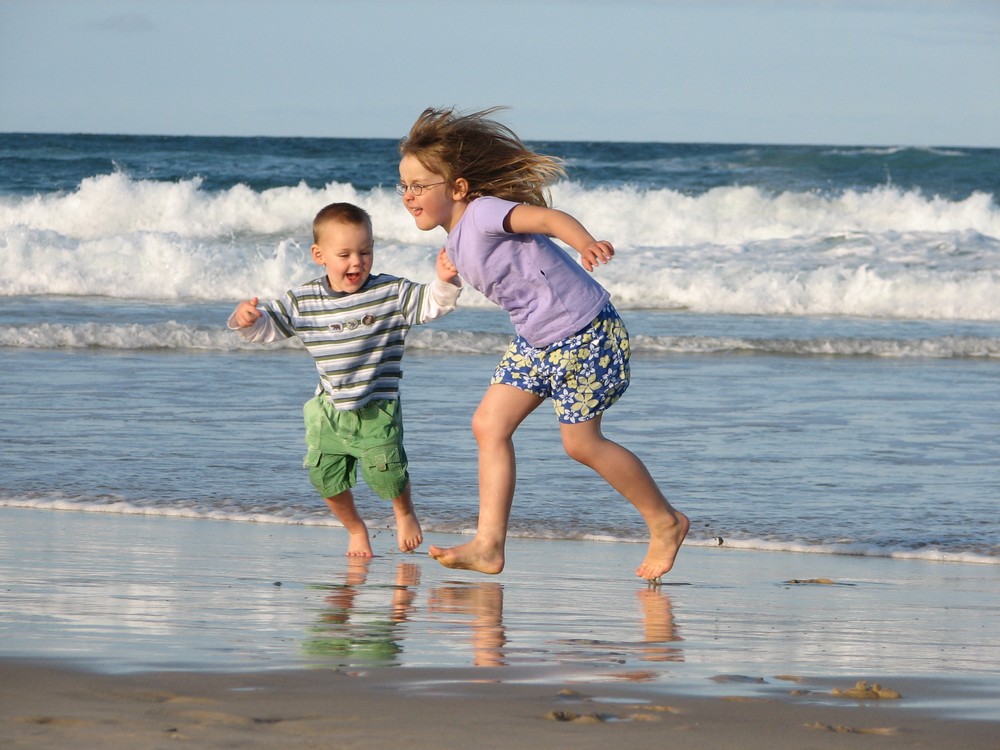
395, 181, 446, 196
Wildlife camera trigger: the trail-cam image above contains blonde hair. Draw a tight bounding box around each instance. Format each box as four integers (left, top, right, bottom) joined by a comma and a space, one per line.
399, 107, 565, 207
312, 202, 372, 244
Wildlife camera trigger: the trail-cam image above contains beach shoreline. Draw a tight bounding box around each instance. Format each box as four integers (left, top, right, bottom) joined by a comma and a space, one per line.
1, 506, 997, 747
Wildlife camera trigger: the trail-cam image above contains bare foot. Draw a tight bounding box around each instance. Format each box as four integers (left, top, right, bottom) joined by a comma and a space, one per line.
429, 538, 505, 574
393, 503, 423, 553
635, 511, 689, 581
346, 527, 374, 557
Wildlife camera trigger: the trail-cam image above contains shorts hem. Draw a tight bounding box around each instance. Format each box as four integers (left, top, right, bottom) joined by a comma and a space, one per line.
311, 479, 355, 499
368, 480, 410, 501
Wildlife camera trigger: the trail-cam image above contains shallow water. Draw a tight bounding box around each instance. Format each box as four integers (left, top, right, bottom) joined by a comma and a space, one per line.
2, 133, 999, 564
2, 316, 998, 562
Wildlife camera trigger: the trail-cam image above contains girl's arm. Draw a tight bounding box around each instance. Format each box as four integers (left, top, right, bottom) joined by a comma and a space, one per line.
504, 204, 614, 271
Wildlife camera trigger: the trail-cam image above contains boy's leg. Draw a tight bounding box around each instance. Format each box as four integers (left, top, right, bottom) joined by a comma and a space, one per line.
306, 396, 369, 556
356, 401, 421, 554
429, 383, 544, 574
391, 482, 423, 553
560, 415, 689, 581
324, 489, 374, 557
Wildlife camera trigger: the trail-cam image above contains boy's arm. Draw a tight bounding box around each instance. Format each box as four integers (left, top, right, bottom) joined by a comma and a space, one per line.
230, 297, 262, 328
436, 247, 460, 284
504, 204, 614, 272
227, 296, 287, 343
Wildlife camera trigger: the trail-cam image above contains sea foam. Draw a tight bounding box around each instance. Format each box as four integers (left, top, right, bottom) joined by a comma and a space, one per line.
1, 173, 998, 320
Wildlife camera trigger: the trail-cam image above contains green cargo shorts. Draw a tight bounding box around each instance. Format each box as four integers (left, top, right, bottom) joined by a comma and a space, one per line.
302, 396, 409, 500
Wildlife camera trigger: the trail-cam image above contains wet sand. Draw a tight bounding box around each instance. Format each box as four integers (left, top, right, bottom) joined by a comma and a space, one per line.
1, 507, 998, 748
4, 659, 1000, 750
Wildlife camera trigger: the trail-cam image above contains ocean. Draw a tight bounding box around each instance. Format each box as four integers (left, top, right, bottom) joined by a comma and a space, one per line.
2, 132, 998, 567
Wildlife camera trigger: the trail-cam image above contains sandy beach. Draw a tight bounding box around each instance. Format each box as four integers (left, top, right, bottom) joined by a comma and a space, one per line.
4, 660, 1000, 750
1, 507, 998, 749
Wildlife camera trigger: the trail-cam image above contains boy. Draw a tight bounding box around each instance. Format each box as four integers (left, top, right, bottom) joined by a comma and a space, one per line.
229, 202, 462, 556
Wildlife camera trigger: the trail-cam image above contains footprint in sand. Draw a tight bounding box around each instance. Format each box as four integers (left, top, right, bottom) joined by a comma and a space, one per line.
807, 722, 899, 735
831, 681, 902, 699
544, 710, 612, 723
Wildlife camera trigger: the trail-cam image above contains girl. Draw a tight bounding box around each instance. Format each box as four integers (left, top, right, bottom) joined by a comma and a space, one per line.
398, 107, 689, 581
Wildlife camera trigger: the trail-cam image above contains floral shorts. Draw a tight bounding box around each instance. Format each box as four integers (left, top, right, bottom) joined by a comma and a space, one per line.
491, 303, 631, 424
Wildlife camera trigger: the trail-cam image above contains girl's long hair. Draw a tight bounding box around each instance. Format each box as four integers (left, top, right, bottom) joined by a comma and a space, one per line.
399, 107, 565, 207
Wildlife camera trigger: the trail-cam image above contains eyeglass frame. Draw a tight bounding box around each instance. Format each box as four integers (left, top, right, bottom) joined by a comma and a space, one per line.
395, 181, 447, 196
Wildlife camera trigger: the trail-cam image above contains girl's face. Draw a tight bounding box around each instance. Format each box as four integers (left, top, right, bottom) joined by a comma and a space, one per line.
398, 154, 467, 233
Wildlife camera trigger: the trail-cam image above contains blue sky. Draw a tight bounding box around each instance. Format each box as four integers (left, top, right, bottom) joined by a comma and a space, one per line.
1, 0, 997, 147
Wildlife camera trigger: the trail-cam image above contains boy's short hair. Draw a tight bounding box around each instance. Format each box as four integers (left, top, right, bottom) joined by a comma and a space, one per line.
313, 202, 373, 243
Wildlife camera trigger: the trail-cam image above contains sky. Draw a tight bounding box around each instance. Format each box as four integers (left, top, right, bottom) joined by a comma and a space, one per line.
0, 0, 997, 147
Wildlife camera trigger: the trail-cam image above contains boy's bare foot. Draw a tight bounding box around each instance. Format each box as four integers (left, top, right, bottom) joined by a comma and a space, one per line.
324, 491, 374, 557
395, 514, 423, 553
346, 528, 374, 557
393, 500, 423, 553
428, 538, 505, 574
635, 511, 690, 581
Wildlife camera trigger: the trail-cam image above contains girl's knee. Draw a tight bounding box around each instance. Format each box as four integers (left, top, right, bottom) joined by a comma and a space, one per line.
560, 419, 609, 465
472, 410, 499, 445
472, 405, 518, 444
562, 434, 598, 465
471, 406, 490, 440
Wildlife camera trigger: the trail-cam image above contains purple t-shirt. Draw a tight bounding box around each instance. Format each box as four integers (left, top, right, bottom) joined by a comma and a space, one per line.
447, 196, 610, 348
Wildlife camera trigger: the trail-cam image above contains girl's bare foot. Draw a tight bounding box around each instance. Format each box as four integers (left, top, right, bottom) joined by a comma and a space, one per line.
635, 511, 690, 581
429, 537, 505, 574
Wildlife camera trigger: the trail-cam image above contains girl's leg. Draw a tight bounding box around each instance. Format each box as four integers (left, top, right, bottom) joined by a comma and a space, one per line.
324, 489, 374, 557
391, 482, 423, 553
429, 384, 544, 573
560, 415, 689, 580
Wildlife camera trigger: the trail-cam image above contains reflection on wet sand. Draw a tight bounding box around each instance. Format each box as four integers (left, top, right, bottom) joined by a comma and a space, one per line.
300, 561, 681, 669
300, 559, 421, 665
636, 588, 683, 662
429, 582, 507, 666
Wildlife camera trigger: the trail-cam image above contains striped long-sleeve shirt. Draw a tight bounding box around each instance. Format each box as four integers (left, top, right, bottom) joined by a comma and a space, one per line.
230, 274, 461, 410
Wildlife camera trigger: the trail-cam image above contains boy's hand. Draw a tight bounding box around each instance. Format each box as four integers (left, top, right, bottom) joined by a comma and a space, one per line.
233, 297, 262, 327
578, 240, 614, 272
436, 248, 460, 283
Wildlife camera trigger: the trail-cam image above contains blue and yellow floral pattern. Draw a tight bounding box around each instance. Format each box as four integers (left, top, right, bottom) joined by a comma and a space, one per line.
490, 304, 631, 423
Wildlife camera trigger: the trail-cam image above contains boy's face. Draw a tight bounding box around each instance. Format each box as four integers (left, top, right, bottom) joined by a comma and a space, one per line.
310, 220, 374, 293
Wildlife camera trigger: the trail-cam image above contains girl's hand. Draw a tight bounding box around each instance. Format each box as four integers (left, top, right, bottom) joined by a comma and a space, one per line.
233, 297, 263, 327
578, 240, 615, 272
436, 248, 460, 283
